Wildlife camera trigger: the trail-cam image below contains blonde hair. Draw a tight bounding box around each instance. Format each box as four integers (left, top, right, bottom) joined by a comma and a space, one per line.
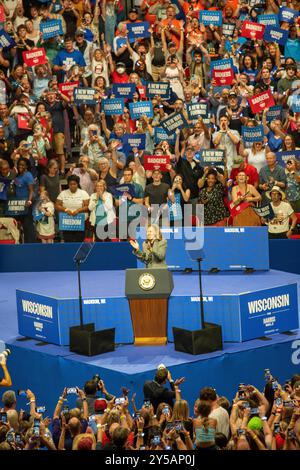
147, 224, 163, 241
172, 400, 189, 421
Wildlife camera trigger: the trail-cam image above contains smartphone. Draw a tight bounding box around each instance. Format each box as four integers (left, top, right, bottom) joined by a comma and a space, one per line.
0, 412, 8, 424
242, 402, 250, 409
91, 130, 98, 136
88, 415, 96, 423
162, 406, 169, 415
144, 400, 151, 408
115, 397, 125, 405
264, 369, 271, 381
33, 418, 40, 427
274, 423, 280, 434
62, 405, 69, 414
237, 428, 245, 436
250, 407, 259, 415
165, 422, 174, 431
153, 435, 161, 445
6, 432, 14, 443
283, 401, 294, 408
15, 433, 22, 444
33, 425, 40, 437
238, 390, 246, 399
272, 381, 279, 390
288, 429, 296, 440
275, 398, 282, 407
66, 387, 77, 395
36, 406, 46, 414
17, 390, 27, 396
134, 412, 140, 420
175, 420, 183, 432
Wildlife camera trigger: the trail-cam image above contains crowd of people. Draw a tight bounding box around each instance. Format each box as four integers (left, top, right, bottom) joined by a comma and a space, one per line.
1, 350, 300, 451
0, 0, 299, 243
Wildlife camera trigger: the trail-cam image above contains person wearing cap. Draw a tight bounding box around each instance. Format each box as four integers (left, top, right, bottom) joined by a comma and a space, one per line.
230, 156, 259, 188
74, 28, 93, 82
259, 152, 287, 204
220, 91, 248, 135
266, 186, 297, 238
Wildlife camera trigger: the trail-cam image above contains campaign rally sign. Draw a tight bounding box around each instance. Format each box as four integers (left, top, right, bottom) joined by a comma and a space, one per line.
115, 37, 127, 50
59, 213, 85, 231
187, 102, 208, 123
137, 85, 147, 99
276, 150, 300, 167
22, 48, 47, 67
291, 96, 300, 113
129, 101, 153, 120
5, 198, 28, 216
58, 81, 79, 99
264, 26, 288, 45
147, 82, 170, 100
17, 114, 32, 130
242, 125, 264, 142
122, 134, 146, 155
161, 112, 189, 136
153, 127, 176, 145
102, 98, 125, 115
0, 177, 10, 201
212, 68, 234, 86
211, 58, 233, 70
248, 90, 275, 114
253, 203, 275, 221
199, 10, 222, 26
40, 19, 63, 39
127, 22, 150, 41
199, 149, 224, 167
222, 23, 235, 36
257, 14, 279, 27
239, 283, 299, 342
16, 290, 60, 344
0, 29, 15, 48
279, 7, 299, 24
266, 105, 282, 123
112, 83, 136, 99
241, 21, 265, 40
144, 155, 170, 172
74, 88, 97, 105
114, 183, 136, 198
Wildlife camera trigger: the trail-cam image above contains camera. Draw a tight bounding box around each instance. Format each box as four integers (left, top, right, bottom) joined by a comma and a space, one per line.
33, 426, 40, 438
36, 406, 46, 414
66, 387, 77, 395
15, 432, 22, 445
6, 431, 14, 443
264, 369, 271, 381
250, 407, 259, 415
274, 423, 280, 434
237, 428, 245, 436
62, 405, 70, 414
92, 374, 101, 385
143, 400, 151, 408
272, 380, 279, 390
17, 390, 27, 396
175, 420, 183, 432
275, 398, 282, 407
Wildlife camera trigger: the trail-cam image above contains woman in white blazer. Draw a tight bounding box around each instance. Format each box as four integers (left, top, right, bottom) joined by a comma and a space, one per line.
89, 179, 116, 241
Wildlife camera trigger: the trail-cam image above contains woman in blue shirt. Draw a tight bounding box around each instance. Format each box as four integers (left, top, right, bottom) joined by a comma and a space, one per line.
240, 55, 258, 86
14, 158, 36, 243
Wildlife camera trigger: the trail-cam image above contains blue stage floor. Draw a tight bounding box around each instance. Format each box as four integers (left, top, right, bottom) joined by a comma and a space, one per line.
1, 269, 300, 411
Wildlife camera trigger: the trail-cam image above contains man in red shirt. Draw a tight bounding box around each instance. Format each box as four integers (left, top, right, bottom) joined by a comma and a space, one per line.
110, 62, 130, 83
230, 156, 259, 188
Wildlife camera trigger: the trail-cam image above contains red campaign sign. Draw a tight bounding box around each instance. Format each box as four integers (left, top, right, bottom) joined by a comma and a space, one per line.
0, 6, 5, 23
248, 89, 275, 114
22, 48, 47, 67
212, 68, 234, 86
144, 155, 170, 172
17, 114, 32, 130
241, 21, 265, 40
137, 85, 147, 99
58, 81, 79, 99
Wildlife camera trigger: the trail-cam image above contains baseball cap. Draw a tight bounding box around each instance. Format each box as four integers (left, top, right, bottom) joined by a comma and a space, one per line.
228, 91, 237, 98
129, 8, 138, 13
116, 62, 126, 68
94, 399, 107, 414
232, 156, 244, 168
75, 29, 85, 36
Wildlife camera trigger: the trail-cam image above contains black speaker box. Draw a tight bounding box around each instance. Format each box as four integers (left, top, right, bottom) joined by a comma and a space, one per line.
69, 323, 115, 356
172, 323, 223, 355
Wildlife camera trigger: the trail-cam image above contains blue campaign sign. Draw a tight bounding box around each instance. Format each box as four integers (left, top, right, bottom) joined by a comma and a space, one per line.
127, 22, 150, 40
253, 203, 275, 221
278, 7, 299, 24
5, 198, 28, 216
153, 127, 176, 145
112, 83, 136, 99
258, 14, 279, 27
16, 290, 60, 344
0, 29, 15, 48
266, 105, 282, 122
211, 58, 233, 70
187, 102, 208, 123
276, 150, 300, 167
114, 183, 136, 198
40, 19, 63, 39
292, 96, 300, 113
199, 10, 222, 26
239, 284, 299, 341
147, 82, 170, 99
242, 125, 264, 142
161, 112, 189, 136
200, 149, 225, 167
122, 133, 146, 156
59, 213, 85, 231
115, 37, 127, 50
102, 98, 125, 115
222, 23, 235, 36
129, 101, 153, 120
74, 87, 96, 105
0, 177, 10, 201
264, 26, 288, 45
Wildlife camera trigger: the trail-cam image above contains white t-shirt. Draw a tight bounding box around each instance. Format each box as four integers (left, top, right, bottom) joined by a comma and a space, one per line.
246, 149, 267, 173
57, 189, 89, 219
269, 201, 294, 234
209, 406, 229, 438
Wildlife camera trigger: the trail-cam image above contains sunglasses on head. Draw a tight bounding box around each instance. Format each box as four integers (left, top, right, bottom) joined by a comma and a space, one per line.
286, 161, 293, 165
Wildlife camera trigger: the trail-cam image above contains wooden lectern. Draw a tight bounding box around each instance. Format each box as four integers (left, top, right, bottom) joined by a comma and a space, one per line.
125, 269, 174, 346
